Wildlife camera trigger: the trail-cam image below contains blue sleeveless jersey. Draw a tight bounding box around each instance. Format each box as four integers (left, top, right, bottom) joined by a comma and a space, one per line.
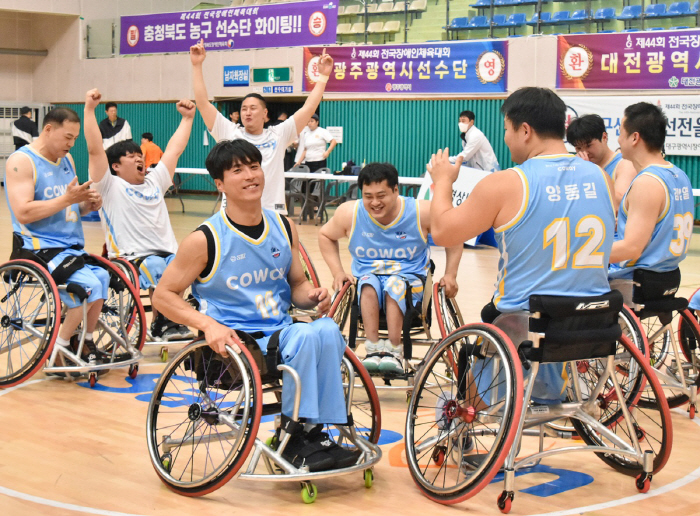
192, 209, 293, 334
603, 151, 623, 181
348, 196, 430, 278
494, 154, 616, 312
6, 146, 84, 250
609, 163, 694, 279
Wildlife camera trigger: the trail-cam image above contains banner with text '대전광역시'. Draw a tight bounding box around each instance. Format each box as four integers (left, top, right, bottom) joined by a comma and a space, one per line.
557, 30, 700, 90
120, 1, 337, 55
303, 41, 507, 94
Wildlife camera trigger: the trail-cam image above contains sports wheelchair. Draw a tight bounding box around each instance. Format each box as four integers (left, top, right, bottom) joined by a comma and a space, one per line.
106, 241, 321, 363
613, 268, 700, 418
146, 331, 382, 503
0, 234, 146, 388
405, 290, 672, 512
328, 269, 463, 391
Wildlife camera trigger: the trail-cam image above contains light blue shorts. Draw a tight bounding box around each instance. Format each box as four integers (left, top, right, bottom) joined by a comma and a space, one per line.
47, 249, 110, 309
138, 254, 175, 290
357, 273, 424, 314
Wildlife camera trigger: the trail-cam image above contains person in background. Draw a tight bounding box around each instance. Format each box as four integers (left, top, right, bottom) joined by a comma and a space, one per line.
229, 110, 240, 126
140, 132, 164, 170
449, 110, 500, 173
294, 114, 337, 172
12, 106, 39, 150
99, 101, 132, 150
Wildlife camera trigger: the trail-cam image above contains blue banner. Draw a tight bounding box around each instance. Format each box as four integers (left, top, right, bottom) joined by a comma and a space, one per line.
303, 41, 507, 94
224, 65, 250, 86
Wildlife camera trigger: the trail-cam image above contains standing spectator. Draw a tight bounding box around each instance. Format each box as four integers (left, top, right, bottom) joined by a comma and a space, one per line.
449, 110, 500, 173
12, 106, 38, 150
294, 114, 337, 172
99, 101, 132, 150
229, 110, 240, 126
140, 132, 164, 169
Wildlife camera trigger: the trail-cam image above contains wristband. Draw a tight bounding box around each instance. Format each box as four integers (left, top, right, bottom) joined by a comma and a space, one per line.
316, 74, 330, 84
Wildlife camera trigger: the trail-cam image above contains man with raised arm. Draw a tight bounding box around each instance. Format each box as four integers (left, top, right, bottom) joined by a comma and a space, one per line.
83, 88, 196, 341
190, 39, 333, 214
5, 107, 107, 365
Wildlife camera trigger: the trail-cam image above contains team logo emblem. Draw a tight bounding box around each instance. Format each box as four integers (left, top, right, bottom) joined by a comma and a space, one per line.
309, 11, 327, 36
271, 247, 281, 258
395, 231, 407, 240
126, 25, 139, 47
560, 45, 593, 80
476, 50, 505, 84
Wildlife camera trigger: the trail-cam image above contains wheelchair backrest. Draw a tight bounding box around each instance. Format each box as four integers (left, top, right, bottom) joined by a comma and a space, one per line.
632, 268, 681, 303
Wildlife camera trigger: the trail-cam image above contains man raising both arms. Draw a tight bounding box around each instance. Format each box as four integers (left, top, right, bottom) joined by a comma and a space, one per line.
190, 39, 334, 214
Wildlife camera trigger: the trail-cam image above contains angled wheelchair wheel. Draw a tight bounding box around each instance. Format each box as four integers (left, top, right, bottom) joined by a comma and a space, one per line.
329, 281, 355, 334
146, 337, 262, 496
110, 257, 139, 291
433, 283, 464, 340
336, 347, 381, 445
639, 310, 698, 409
298, 241, 320, 289
89, 255, 147, 360
571, 334, 673, 476
0, 260, 61, 387
405, 323, 524, 504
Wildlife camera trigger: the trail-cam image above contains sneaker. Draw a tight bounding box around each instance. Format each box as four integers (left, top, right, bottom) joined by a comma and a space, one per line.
175, 324, 194, 340
151, 315, 185, 341
378, 354, 403, 374
306, 425, 361, 469
362, 340, 383, 372
280, 431, 336, 472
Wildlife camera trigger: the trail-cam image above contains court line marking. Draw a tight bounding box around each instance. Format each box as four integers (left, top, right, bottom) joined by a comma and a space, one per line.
532, 409, 700, 516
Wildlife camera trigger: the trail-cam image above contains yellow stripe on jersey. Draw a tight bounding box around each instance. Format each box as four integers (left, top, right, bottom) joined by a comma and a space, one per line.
415, 200, 427, 244
641, 172, 670, 222
348, 200, 361, 241
369, 197, 405, 230
495, 168, 529, 233
274, 212, 292, 248
220, 210, 270, 245
198, 221, 221, 284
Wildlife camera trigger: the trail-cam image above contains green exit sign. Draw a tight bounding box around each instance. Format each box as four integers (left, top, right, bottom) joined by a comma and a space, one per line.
252, 67, 292, 83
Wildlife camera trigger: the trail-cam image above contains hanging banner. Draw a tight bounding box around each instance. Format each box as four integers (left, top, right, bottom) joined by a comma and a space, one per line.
563, 94, 700, 156
303, 41, 507, 94
120, 1, 337, 55
557, 30, 700, 90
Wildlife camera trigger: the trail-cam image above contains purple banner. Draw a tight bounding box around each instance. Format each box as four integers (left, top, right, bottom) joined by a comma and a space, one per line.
120, 1, 338, 55
557, 30, 700, 90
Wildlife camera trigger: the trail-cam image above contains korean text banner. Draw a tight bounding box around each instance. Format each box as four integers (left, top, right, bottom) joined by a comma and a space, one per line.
120, 1, 337, 55
557, 30, 700, 90
302, 41, 507, 94
563, 95, 700, 156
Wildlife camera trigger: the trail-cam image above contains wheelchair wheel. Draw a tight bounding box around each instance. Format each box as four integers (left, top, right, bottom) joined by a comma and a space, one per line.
89, 256, 147, 360
433, 283, 464, 340
299, 242, 320, 289
571, 334, 673, 476
639, 310, 699, 409
329, 281, 355, 334
146, 337, 262, 496
405, 323, 524, 504
111, 257, 139, 290
0, 260, 61, 387
336, 347, 381, 444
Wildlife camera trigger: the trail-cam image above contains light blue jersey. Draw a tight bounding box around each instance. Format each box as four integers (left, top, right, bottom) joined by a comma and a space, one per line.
494, 154, 616, 312
349, 196, 430, 278
7, 146, 84, 250
603, 151, 623, 181
609, 164, 694, 280
192, 209, 293, 334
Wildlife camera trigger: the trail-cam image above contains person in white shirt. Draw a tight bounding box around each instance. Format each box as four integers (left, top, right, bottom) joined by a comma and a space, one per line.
294, 114, 337, 172
84, 88, 195, 341
190, 39, 334, 214
450, 110, 500, 173
99, 102, 133, 150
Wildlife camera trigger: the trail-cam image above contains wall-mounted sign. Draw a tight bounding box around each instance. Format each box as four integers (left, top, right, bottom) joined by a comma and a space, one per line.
224, 65, 250, 86
252, 67, 292, 83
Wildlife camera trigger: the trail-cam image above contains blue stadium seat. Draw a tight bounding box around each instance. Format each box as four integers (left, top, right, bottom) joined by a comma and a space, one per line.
646, 26, 666, 30
670, 25, 691, 28
505, 12, 528, 26
622, 27, 641, 31
598, 30, 616, 33
468, 15, 490, 28
550, 10, 572, 23
594, 7, 617, 20
492, 14, 508, 26
617, 5, 642, 19
470, 0, 491, 7
527, 11, 552, 24
693, 0, 699, 13
570, 9, 589, 21
449, 16, 470, 28
645, 3, 667, 17
668, 2, 691, 15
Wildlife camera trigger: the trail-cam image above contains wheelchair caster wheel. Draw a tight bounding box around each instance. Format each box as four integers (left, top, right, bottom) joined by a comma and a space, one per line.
265, 435, 279, 450
161, 452, 172, 473
406, 391, 412, 404
160, 347, 168, 362
431, 446, 446, 466
690, 404, 696, 419
128, 364, 138, 380
497, 491, 513, 514
89, 372, 97, 388
301, 482, 317, 504
636, 473, 651, 493
633, 423, 646, 441
364, 469, 373, 488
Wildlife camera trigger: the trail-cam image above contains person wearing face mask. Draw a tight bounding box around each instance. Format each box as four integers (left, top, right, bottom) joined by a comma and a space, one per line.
449, 110, 500, 173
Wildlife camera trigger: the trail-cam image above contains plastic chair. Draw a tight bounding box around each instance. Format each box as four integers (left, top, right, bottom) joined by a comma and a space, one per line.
594, 7, 617, 20
506, 12, 527, 26
468, 15, 490, 28
492, 14, 508, 26
617, 5, 642, 19
527, 11, 552, 24
668, 1, 691, 15
450, 16, 470, 28
570, 9, 589, 21
645, 3, 667, 17
550, 10, 572, 24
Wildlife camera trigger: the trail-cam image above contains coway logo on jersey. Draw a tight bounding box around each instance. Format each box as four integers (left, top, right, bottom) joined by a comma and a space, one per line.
43, 184, 68, 199
395, 231, 407, 240
355, 245, 419, 260
575, 300, 609, 310
126, 187, 160, 201
226, 267, 286, 290
271, 247, 281, 258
